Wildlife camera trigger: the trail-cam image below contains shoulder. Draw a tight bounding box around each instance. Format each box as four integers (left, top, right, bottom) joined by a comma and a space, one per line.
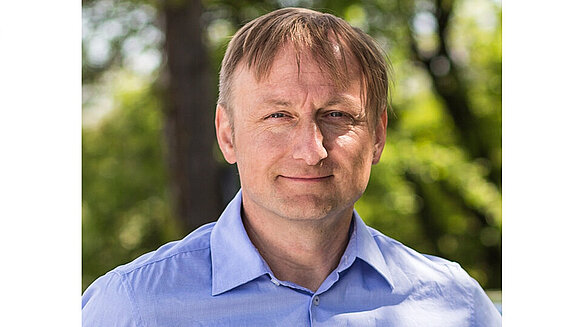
366, 226, 481, 297
82, 222, 216, 325
368, 226, 464, 273
367, 226, 501, 325
113, 222, 215, 276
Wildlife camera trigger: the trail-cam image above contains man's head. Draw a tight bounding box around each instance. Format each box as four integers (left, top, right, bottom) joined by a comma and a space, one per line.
217, 7, 391, 129
215, 8, 390, 222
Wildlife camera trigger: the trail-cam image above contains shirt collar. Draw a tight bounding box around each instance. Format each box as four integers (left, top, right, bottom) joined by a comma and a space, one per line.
210, 190, 411, 295
210, 190, 271, 296
341, 210, 413, 294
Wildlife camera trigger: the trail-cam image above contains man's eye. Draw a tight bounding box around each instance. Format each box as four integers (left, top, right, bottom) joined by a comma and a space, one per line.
328, 111, 345, 118
268, 113, 286, 119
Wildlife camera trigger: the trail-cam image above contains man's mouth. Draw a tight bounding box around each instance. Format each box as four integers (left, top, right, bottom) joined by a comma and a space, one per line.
278, 175, 333, 182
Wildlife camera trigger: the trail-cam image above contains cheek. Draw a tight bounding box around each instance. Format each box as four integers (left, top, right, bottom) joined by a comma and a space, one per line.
234, 128, 288, 172
334, 132, 374, 160
332, 133, 375, 178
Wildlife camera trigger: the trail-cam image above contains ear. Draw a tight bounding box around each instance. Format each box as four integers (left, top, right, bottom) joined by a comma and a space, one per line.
215, 104, 237, 164
372, 110, 388, 165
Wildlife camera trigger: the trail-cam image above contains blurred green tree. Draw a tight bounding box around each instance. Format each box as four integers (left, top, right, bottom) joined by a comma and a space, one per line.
82, 0, 501, 291
82, 73, 182, 289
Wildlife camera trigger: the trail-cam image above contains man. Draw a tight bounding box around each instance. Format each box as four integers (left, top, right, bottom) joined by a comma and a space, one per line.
82, 7, 501, 326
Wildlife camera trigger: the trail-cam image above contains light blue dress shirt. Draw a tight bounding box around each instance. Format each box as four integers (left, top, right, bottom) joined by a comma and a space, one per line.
82, 190, 501, 326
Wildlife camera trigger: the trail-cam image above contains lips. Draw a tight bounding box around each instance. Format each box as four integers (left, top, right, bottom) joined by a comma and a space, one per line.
278, 175, 333, 182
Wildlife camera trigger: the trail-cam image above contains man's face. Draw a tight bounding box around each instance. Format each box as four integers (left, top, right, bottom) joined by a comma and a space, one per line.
216, 46, 387, 222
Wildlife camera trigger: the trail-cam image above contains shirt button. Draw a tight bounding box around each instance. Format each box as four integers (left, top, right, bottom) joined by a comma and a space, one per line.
313, 295, 320, 306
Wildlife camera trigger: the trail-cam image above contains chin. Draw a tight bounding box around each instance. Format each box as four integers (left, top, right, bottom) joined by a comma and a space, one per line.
274, 194, 344, 221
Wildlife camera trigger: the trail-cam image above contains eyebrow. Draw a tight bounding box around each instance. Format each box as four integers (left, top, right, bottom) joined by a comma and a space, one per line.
259, 95, 363, 112
324, 96, 363, 112
263, 99, 292, 107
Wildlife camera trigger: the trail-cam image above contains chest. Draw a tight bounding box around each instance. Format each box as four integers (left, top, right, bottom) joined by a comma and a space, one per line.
135, 280, 471, 327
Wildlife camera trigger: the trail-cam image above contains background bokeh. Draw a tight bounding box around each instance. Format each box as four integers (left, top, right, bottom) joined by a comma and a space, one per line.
82, 0, 501, 293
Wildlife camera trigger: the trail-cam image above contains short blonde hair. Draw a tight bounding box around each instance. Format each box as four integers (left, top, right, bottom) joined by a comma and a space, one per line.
218, 7, 391, 126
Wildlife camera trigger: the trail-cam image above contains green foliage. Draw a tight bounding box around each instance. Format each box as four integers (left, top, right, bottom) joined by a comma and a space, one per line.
82, 72, 182, 290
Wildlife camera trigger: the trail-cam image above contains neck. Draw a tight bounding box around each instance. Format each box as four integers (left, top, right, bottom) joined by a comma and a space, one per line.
242, 206, 352, 292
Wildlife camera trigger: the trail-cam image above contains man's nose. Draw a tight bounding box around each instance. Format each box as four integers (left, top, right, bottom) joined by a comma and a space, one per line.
291, 120, 328, 165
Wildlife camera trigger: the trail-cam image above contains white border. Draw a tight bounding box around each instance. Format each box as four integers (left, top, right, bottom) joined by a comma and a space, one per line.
0, 2, 81, 325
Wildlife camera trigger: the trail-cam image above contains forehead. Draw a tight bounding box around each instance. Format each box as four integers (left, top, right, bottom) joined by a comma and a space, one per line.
231, 46, 363, 104
253, 51, 333, 88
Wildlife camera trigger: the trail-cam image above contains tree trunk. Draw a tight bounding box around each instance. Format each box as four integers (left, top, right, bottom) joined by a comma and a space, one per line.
160, 0, 223, 231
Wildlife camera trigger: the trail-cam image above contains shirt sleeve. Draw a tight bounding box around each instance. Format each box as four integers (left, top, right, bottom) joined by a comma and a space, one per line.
469, 276, 502, 327
82, 271, 140, 327
442, 261, 501, 327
